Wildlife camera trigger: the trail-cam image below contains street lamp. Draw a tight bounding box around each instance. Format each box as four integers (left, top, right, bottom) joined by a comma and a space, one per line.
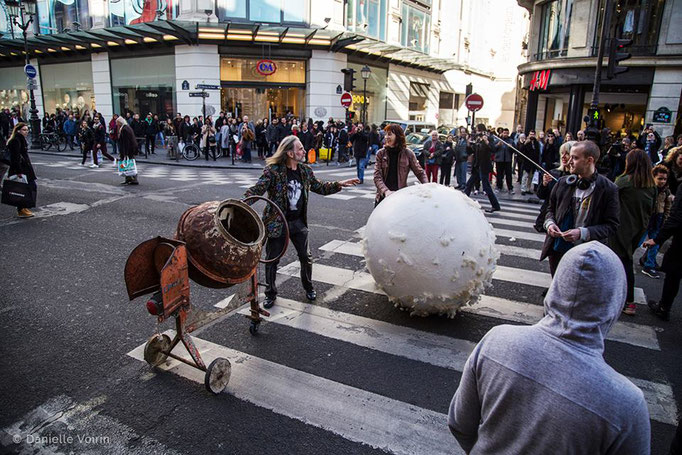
6, 0, 41, 149
360, 65, 371, 124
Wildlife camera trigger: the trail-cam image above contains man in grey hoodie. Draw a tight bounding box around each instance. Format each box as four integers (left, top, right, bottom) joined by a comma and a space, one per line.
448, 241, 650, 454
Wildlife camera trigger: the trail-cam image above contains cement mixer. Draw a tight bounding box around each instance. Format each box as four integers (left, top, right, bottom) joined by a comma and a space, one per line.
124, 196, 288, 394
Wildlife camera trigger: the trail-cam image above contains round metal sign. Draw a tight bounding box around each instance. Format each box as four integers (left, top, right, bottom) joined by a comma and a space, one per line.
256, 60, 277, 76
340, 92, 352, 108
24, 64, 37, 79
465, 93, 484, 112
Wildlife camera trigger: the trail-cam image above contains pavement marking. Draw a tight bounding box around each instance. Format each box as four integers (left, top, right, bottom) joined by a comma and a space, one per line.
278, 262, 652, 348
237, 297, 476, 371
1, 394, 180, 454
486, 210, 538, 221
214, 294, 236, 309
326, 193, 357, 200
493, 227, 546, 242
127, 333, 462, 455
483, 217, 534, 229
473, 197, 541, 210
477, 202, 540, 215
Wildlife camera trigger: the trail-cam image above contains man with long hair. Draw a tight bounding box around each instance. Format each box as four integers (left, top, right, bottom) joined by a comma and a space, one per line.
244, 136, 359, 308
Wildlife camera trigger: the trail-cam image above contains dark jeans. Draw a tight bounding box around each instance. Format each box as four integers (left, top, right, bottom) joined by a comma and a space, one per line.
96, 142, 115, 161
145, 134, 156, 154
356, 157, 366, 182
619, 255, 635, 304
547, 250, 565, 277
242, 146, 252, 163
268, 142, 278, 157
265, 219, 313, 300
204, 145, 216, 161
81, 145, 95, 165
440, 163, 452, 186
660, 268, 682, 313
496, 161, 513, 190
66, 134, 76, 149
464, 167, 501, 210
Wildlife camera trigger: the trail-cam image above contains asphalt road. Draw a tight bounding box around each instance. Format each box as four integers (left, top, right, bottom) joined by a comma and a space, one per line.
0, 153, 680, 454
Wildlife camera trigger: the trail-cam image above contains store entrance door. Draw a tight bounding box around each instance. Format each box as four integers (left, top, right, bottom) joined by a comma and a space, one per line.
221, 87, 305, 120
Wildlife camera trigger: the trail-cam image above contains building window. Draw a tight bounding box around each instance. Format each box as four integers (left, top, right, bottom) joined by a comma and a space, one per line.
216, 0, 307, 24
346, 0, 387, 41
111, 54, 176, 118
40, 61, 94, 116
401, 2, 430, 53
593, 0, 665, 56
536, 0, 573, 60
409, 82, 429, 111
439, 92, 454, 110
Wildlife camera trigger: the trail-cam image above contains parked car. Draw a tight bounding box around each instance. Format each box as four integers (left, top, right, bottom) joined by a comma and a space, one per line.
381, 120, 437, 135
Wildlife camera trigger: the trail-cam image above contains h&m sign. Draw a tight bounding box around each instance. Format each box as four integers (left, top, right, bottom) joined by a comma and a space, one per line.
529, 69, 551, 91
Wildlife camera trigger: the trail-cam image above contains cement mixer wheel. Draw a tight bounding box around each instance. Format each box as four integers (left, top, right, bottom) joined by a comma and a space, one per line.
249, 321, 260, 335
144, 334, 171, 367
205, 358, 231, 394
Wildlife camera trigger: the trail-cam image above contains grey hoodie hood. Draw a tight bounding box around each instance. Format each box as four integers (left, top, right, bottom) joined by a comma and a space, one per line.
538, 241, 626, 352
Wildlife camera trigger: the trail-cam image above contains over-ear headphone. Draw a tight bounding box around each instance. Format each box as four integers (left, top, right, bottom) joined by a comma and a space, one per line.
566, 171, 598, 190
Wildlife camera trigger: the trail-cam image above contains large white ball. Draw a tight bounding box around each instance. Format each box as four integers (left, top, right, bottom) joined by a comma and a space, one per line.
362, 183, 499, 317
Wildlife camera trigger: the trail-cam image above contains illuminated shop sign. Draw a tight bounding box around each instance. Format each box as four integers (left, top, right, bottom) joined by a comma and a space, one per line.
529, 69, 551, 91
256, 60, 277, 76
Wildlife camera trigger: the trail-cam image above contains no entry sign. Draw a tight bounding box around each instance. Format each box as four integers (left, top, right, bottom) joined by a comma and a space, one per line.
465, 93, 484, 112
340, 92, 352, 108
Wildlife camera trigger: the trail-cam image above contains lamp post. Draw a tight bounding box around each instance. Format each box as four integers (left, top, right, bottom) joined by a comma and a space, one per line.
7, 0, 41, 149
360, 65, 371, 125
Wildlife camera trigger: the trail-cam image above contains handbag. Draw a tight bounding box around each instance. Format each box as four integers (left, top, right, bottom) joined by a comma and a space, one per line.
2, 178, 36, 208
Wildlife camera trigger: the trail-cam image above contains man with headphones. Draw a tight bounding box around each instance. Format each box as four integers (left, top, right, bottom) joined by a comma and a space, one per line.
540, 141, 620, 276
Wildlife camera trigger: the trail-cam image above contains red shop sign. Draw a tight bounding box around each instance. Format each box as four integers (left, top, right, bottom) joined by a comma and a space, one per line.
256, 60, 277, 76
529, 69, 551, 91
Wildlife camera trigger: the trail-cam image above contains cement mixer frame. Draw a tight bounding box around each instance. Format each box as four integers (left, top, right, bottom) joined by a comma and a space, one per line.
124, 196, 289, 394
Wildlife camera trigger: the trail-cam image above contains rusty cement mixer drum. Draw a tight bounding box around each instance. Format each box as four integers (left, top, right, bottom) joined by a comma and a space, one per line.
176, 199, 265, 288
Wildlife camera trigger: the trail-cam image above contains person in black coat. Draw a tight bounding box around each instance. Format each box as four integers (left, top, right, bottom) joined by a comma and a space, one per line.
130, 114, 146, 155
92, 116, 114, 163
116, 116, 139, 185
644, 183, 682, 320
6, 122, 37, 217
78, 120, 96, 167
144, 113, 158, 155
521, 131, 541, 194
464, 124, 501, 212
440, 136, 455, 186
542, 131, 560, 170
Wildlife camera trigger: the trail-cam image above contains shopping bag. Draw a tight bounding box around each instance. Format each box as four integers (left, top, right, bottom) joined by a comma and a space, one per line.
319, 147, 331, 160
308, 148, 316, 164
118, 158, 138, 177
2, 179, 36, 208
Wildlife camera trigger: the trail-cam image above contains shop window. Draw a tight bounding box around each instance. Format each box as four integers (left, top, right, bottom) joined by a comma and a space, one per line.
41, 61, 94, 116
111, 54, 175, 118
401, 2, 430, 54
593, 0, 665, 56
439, 92, 454, 110
221, 58, 306, 84
409, 82, 429, 112
216, 0, 307, 23
0, 67, 30, 117
346, 0, 387, 41
535, 0, 573, 61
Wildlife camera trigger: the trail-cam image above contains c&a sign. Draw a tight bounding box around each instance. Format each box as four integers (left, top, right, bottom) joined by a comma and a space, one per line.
256, 60, 277, 76
529, 69, 551, 91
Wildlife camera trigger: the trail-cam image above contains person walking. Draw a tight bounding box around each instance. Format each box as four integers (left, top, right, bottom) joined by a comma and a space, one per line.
5, 123, 37, 218
92, 116, 115, 164
244, 135, 359, 309
78, 120, 97, 168
448, 242, 651, 454
367, 124, 381, 167
541, 141, 620, 276
644, 182, 682, 321
423, 130, 443, 183
350, 123, 370, 184
108, 114, 119, 155
240, 124, 255, 163
464, 124, 501, 213
609, 149, 656, 316
116, 116, 139, 185
63, 114, 77, 150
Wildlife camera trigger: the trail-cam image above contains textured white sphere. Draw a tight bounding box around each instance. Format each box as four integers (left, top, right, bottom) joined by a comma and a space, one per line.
363, 183, 499, 317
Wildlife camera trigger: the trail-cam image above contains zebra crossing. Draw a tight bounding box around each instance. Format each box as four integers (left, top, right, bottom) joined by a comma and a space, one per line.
127, 195, 677, 454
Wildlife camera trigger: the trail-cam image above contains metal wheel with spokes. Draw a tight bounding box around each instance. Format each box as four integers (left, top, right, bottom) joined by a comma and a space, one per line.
183, 143, 200, 161
39, 134, 51, 151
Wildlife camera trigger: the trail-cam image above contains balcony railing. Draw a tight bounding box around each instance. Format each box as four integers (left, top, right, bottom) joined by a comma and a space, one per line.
532, 48, 568, 61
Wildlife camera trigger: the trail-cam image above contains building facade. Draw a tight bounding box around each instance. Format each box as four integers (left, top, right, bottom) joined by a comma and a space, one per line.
1, 0, 527, 129
517, 0, 682, 138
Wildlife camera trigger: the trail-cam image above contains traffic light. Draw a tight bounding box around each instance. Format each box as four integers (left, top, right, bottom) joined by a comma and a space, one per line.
584, 108, 602, 144
346, 110, 355, 123
465, 83, 473, 97
606, 38, 632, 79
341, 68, 356, 92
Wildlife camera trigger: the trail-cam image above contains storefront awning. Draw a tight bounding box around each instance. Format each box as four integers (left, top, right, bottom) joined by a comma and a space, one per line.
0, 20, 458, 74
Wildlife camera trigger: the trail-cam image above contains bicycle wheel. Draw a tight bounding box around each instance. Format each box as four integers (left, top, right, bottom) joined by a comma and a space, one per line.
214, 147, 223, 159
39, 134, 50, 151
56, 136, 67, 152
183, 144, 200, 161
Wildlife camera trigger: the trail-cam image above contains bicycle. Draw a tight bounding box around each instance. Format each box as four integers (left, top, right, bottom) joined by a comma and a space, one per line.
39, 132, 67, 152
181, 142, 200, 161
